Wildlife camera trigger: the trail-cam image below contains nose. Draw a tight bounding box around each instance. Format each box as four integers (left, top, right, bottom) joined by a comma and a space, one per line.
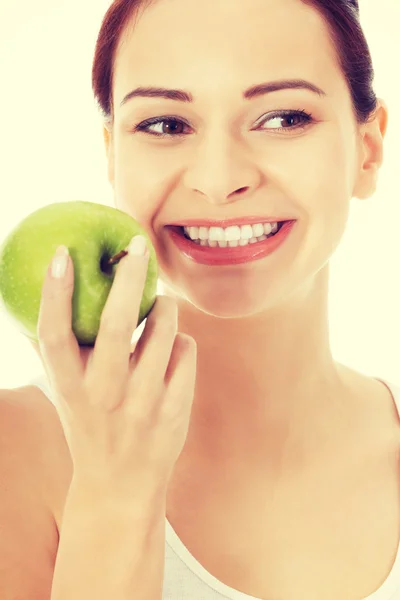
181, 133, 262, 206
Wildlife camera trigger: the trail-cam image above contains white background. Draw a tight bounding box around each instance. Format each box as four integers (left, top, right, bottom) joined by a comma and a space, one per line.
0, 0, 399, 389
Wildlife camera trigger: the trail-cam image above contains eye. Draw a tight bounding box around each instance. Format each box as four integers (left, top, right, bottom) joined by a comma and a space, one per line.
256, 109, 314, 133
132, 117, 190, 138
131, 109, 314, 138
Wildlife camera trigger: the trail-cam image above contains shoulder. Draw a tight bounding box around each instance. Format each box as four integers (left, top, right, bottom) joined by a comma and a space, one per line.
0, 384, 73, 531
0, 385, 73, 597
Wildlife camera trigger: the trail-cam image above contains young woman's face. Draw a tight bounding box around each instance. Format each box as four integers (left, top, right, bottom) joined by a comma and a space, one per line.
106, 0, 368, 318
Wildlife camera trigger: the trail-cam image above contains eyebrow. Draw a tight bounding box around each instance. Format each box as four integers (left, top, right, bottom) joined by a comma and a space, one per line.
120, 78, 327, 107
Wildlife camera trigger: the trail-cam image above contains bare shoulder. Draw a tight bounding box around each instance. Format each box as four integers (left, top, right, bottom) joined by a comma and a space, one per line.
0, 384, 73, 598
0, 384, 73, 530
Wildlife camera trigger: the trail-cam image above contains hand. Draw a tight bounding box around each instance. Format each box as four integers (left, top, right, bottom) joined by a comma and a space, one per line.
31, 238, 198, 497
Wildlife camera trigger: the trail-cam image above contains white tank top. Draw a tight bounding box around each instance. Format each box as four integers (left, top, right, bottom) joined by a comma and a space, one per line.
28, 372, 400, 600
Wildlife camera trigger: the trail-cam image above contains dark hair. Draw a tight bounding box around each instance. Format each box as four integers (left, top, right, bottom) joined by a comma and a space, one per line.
91, 0, 377, 127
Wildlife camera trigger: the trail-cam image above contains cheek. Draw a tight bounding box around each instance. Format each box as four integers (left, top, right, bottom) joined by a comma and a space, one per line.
278, 129, 352, 216
114, 141, 186, 234
113, 153, 157, 219
304, 166, 352, 268
115, 140, 178, 195
277, 133, 353, 267
312, 138, 353, 225
113, 159, 171, 250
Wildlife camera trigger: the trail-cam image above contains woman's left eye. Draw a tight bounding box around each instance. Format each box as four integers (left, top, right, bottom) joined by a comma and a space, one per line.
258, 109, 314, 132
132, 109, 314, 138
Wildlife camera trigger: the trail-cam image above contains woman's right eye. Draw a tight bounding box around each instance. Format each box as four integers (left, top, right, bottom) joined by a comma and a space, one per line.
132, 117, 191, 138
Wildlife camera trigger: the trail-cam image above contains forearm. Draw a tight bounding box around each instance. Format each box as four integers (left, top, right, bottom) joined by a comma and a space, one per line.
51, 481, 167, 600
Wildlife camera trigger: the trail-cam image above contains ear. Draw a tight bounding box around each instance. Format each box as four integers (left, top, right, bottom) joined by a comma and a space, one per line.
353, 98, 389, 200
103, 123, 115, 188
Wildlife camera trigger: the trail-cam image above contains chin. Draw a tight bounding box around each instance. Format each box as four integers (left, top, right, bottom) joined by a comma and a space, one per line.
159, 268, 296, 320
181, 287, 284, 321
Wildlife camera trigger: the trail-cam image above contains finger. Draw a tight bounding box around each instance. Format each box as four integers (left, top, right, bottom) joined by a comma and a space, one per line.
127, 295, 178, 400
30, 336, 92, 373
28, 338, 45, 363
37, 246, 85, 399
85, 235, 150, 398
163, 333, 197, 419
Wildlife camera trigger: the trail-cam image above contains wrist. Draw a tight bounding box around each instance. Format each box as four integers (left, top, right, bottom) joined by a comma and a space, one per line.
67, 475, 168, 517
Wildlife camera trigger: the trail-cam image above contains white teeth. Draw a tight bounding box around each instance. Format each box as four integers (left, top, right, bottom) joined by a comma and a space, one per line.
182, 221, 284, 248
239, 225, 254, 240
184, 222, 278, 242
251, 223, 265, 238
198, 227, 209, 241
197, 234, 268, 248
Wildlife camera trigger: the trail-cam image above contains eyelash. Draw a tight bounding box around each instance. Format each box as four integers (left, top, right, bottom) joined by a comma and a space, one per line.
131, 109, 314, 138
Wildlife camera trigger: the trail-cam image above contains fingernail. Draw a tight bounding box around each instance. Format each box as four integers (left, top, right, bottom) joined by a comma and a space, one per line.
51, 245, 69, 278
128, 235, 149, 258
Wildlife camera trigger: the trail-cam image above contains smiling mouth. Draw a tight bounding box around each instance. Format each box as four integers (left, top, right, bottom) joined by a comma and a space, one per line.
171, 222, 287, 247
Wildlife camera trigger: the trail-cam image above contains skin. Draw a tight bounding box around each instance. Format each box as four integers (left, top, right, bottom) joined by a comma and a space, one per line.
102, 0, 389, 481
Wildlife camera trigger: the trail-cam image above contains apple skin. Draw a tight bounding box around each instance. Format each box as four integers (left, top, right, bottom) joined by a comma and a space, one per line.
0, 201, 159, 346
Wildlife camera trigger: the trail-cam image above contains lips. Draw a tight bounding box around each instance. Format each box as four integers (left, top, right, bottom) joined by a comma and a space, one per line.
167, 219, 297, 266
179, 221, 285, 242
167, 217, 294, 229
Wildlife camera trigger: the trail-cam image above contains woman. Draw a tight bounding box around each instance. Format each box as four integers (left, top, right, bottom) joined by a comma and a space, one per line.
0, 0, 395, 599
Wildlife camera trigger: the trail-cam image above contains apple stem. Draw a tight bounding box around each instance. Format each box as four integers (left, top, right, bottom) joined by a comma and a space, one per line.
107, 249, 129, 266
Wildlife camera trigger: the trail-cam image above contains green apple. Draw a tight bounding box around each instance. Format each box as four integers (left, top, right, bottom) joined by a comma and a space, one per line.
0, 201, 158, 346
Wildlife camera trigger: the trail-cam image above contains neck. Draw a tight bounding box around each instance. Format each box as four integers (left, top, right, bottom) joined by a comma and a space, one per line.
168, 264, 349, 474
